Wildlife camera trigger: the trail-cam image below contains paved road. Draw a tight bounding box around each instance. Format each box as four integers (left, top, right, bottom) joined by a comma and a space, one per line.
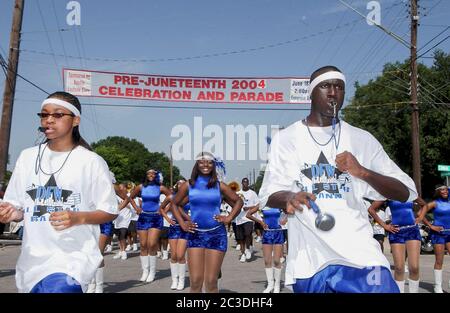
0, 238, 448, 293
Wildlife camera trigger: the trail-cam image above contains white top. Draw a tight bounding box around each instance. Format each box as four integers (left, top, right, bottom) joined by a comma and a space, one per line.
4, 144, 118, 293
129, 196, 140, 221
113, 195, 131, 229
235, 189, 260, 225
370, 210, 387, 235
259, 120, 417, 285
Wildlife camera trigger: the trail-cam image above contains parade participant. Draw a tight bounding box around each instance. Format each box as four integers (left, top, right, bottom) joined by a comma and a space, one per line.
417, 184, 450, 293
236, 178, 260, 262
0, 92, 118, 293
246, 206, 284, 293
129, 170, 171, 283
367, 200, 387, 253
112, 183, 132, 261
259, 66, 418, 293
368, 197, 426, 293
170, 152, 243, 293
160, 179, 190, 290
125, 182, 139, 252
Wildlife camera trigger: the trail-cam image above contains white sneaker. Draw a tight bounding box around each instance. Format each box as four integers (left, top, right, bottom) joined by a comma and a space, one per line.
156, 251, 162, 258
121, 251, 127, 260
240, 254, 246, 263
104, 244, 113, 253
162, 251, 169, 260
245, 249, 252, 260
132, 243, 138, 251
404, 264, 409, 273
235, 244, 241, 251
113, 252, 122, 259
249, 246, 254, 253
125, 245, 132, 252
255, 236, 261, 243
280, 257, 285, 264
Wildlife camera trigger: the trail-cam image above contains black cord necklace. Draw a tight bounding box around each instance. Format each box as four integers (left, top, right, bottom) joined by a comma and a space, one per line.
35, 143, 75, 176
305, 116, 342, 150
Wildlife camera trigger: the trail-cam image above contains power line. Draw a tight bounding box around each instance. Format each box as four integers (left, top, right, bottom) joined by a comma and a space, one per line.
36, 0, 60, 79
17, 18, 362, 64
0, 53, 49, 95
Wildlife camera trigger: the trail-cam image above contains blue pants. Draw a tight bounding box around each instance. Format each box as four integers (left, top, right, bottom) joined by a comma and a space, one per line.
388, 226, 421, 244
262, 229, 285, 245
292, 265, 399, 293
188, 224, 227, 252
30, 273, 83, 293
136, 212, 163, 231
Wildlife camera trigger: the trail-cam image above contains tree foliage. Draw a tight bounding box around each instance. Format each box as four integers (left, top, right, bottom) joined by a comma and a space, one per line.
91, 136, 183, 186
342, 51, 450, 198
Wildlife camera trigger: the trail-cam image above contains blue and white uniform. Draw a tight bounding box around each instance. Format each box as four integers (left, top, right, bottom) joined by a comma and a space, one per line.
168, 198, 190, 240
136, 184, 162, 231
386, 200, 421, 244
261, 207, 285, 245
259, 120, 418, 293
430, 193, 450, 244
4, 144, 118, 293
187, 175, 227, 252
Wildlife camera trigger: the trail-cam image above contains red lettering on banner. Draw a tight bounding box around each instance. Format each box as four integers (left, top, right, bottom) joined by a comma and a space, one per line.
197, 91, 225, 101
114, 75, 139, 85
230, 92, 284, 102
99, 86, 108, 95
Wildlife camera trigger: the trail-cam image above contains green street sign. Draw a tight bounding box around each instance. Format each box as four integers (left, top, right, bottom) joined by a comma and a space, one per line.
440, 171, 450, 177
438, 165, 450, 171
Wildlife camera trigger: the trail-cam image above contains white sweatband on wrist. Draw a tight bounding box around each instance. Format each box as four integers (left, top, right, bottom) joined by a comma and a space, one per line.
308, 71, 346, 95
41, 98, 81, 117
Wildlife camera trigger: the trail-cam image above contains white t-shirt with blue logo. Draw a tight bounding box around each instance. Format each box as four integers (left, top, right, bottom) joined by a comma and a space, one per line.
4, 144, 118, 293
259, 120, 417, 286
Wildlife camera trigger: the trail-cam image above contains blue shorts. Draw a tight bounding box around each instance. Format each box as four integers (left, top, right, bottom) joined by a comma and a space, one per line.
430, 230, 450, 245
292, 265, 399, 293
100, 221, 114, 236
388, 225, 421, 244
168, 224, 189, 240
262, 229, 285, 245
136, 212, 163, 231
30, 273, 83, 293
188, 224, 227, 252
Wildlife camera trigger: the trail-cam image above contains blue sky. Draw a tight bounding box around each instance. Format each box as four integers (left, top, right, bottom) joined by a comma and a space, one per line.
1, 0, 449, 183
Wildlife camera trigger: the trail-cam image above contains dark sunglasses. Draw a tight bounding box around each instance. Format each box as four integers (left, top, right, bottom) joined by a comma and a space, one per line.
37, 112, 75, 119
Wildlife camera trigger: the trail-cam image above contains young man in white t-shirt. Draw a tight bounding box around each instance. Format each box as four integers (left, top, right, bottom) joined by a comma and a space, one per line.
259, 66, 417, 293
236, 178, 260, 262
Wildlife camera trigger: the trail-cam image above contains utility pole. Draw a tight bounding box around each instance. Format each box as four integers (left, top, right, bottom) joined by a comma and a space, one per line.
410, 0, 422, 196
0, 0, 24, 186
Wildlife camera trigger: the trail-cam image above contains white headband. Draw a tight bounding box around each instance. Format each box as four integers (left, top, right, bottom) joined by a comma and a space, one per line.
41, 98, 81, 117
195, 152, 215, 161
308, 71, 346, 95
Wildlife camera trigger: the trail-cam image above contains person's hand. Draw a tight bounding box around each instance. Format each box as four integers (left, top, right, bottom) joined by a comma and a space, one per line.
335, 151, 365, 178
261, 222, 268, 230
285, 192, 316, 214
136, 207, 143, 215
430, 225, 444, 233
49, 210, 82, 231
214, 215, 230, 224
180, 221, 197, 233
0, 201, 23, 223
384, 224, 399, 234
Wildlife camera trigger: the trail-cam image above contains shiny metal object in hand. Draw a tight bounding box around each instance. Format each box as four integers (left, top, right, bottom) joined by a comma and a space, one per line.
309, 199, 335, 231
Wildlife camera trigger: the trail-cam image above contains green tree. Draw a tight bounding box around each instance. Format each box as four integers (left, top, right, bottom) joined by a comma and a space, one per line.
91, 136, 182, 186
342, 51, 450, 198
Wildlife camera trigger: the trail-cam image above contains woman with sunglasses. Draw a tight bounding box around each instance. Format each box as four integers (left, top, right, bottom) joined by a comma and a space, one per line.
416, 184, 450, 293
129, 169, 171, 283
0, 92, 119, 293
170, 152, 243, 293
